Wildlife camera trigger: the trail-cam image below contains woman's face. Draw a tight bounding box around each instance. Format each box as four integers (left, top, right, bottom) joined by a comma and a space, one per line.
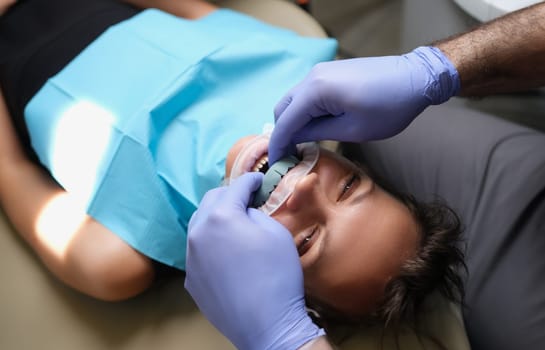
225, 136, 420, 316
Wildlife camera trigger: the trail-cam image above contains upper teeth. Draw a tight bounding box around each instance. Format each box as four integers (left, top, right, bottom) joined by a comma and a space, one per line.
251, 155, 269, 172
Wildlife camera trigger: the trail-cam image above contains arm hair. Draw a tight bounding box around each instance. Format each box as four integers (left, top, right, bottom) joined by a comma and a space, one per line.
435, 2, 545, 96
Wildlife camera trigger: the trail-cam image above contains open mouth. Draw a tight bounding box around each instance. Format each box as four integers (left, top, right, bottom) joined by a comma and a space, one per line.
251, 154, 300, 208
228, 134, 271, 181
251, 154, 270, 174
228, 134, 320, 215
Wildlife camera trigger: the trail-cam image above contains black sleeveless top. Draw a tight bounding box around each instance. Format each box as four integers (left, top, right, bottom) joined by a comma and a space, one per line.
0, 0, 139, 157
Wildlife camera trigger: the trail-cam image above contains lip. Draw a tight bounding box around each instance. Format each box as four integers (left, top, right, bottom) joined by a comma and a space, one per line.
228, 133, 320, 215
228, 135, 269, 181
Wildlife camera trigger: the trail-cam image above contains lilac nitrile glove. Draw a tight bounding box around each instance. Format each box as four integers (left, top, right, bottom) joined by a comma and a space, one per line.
269, 46, 460, 163
185, 172, 324, 350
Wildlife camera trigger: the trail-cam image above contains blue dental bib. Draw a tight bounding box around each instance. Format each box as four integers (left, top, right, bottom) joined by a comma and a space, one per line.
24, 9, 337, 269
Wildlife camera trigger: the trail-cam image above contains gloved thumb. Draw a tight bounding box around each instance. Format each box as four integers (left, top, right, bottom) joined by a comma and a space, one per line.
226, 172, 264, 210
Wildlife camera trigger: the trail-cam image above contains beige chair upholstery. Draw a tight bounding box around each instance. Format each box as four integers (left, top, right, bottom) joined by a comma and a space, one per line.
0, 1, 470, 349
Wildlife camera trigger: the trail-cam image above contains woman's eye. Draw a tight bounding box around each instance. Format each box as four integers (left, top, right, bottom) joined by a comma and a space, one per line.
339, 173, 360, 201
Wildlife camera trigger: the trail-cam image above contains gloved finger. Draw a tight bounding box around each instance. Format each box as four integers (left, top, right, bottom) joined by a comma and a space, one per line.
268, 140, 299, 163
187, 186, 228, 232
274, 79, 308, 119
187, 207, 206, 235
198, 185, 227, 208
188, 173, 263, 233
274, 93, 293, 121
222, 172, 264, 210
269, 98, 326, 163
290, 114, 362, 144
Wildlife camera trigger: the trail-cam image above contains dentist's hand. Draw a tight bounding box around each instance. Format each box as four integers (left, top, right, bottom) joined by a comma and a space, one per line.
269, 46, 460, 163
185, 172, 324, 350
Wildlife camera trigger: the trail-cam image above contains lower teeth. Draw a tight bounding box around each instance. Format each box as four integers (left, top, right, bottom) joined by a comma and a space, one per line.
259, 162, 269, 174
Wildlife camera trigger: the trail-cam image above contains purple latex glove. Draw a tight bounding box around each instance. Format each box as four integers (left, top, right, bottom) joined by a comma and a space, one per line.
185, 172, 324, 350
269, 46, 459, 163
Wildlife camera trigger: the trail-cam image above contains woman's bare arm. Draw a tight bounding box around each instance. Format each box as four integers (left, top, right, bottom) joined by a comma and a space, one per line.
0, 89, 154, 300
121, 0, 217, 19
0, 88, 76, 253
435, 2, 545, 96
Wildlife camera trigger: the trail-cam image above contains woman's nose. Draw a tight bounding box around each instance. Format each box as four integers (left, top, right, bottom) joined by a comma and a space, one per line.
286, 172, 321, 212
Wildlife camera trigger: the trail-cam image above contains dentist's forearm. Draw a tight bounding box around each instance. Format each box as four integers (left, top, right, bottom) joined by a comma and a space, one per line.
435, 2, 545, 96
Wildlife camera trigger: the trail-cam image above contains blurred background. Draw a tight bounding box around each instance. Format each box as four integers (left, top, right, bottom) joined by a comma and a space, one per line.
308, 0, 545, 131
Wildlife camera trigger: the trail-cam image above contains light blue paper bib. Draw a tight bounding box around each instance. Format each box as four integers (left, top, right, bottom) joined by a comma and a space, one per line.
24, 9, 337, 269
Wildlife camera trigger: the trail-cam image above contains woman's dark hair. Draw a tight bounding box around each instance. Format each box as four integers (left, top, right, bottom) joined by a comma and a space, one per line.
376, 194, 466, 329
305, 156, 467, 344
